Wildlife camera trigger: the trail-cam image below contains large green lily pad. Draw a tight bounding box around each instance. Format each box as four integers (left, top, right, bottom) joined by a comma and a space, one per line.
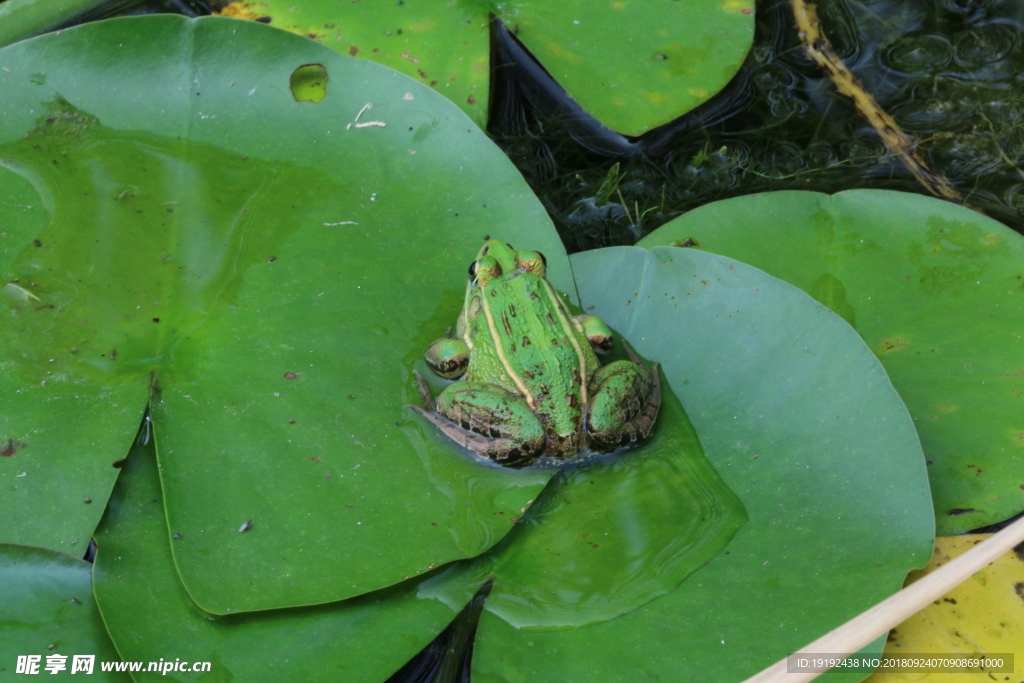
0, 15, 568, 613
215, 0, 755, 135
639, 190, 1024, 534
469, 247, 934, 681
93, 430, 476, 682
0, 544, 128, 681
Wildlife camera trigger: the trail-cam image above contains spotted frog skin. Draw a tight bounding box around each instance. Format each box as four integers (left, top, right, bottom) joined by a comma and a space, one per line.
410, 240, 660, 467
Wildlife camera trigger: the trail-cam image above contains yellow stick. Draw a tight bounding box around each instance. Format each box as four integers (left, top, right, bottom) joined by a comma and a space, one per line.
791, 0, 961, 202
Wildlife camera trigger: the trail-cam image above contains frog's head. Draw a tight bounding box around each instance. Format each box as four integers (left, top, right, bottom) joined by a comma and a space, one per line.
469, 240, 548, 289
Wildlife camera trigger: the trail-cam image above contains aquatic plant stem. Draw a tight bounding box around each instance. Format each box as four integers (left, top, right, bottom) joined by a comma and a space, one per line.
790, 0, 961, 203
0, 0, 109, 49
741, 513, 1024, 682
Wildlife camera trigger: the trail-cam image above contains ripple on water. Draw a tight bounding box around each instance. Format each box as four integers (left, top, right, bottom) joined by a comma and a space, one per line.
882, 32, 954, 73
889, 79, 980, 132
953, 23, 1019, 69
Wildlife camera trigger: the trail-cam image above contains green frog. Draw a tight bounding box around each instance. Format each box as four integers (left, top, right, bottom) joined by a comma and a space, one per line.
410, 240, 660, 467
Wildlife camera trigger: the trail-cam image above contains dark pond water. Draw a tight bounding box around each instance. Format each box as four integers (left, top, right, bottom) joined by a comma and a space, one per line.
490, 0, 1024, 252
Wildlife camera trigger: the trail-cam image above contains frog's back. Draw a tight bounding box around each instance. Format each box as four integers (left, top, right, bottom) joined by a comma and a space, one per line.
465, 271, 597, 444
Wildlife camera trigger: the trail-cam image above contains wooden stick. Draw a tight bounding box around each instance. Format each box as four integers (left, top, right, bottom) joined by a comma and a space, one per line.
790, 0, 961, 202
742, 513, 1024, 683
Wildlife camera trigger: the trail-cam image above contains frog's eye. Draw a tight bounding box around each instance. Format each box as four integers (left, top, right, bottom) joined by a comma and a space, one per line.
470, 256, 502, 288
515, 250, 546, 276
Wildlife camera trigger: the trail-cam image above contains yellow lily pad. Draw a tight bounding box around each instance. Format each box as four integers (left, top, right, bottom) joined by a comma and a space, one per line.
865, 534, 1024, 683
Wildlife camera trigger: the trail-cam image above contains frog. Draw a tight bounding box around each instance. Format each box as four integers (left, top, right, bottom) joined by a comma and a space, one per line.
409, 239, 660, 467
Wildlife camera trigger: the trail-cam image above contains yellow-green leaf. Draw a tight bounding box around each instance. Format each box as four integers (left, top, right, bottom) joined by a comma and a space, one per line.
865, 534, 1024, 683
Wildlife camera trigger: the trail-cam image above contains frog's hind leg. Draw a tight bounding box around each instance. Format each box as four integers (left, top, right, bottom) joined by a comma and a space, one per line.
586, 350, 661, 452
410, 380, 546, 467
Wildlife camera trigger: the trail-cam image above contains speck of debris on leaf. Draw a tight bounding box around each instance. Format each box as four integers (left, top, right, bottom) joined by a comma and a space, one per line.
1, 438, 25, 457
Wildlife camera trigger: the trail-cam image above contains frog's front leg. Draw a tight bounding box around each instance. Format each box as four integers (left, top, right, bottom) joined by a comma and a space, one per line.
585, 351, 661, 451
573, 314, 614, 354
410, 374, 546, 466
424, 332, 469, 380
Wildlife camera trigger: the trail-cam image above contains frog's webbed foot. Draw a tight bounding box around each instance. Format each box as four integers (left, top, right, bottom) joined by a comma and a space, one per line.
586, 344, 661, 451
410, 381, 546, 467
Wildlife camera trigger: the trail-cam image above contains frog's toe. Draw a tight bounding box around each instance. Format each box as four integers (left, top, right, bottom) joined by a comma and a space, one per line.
412, 371, 437, 409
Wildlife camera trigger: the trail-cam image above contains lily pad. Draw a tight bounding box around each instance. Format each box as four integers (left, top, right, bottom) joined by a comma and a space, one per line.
469, 247, 934, 681
93, 429, 475, 682
214, 0, 755, 135
639, 190, 1024, 534
0, 544, 128, 681
0, 15, 569, 613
